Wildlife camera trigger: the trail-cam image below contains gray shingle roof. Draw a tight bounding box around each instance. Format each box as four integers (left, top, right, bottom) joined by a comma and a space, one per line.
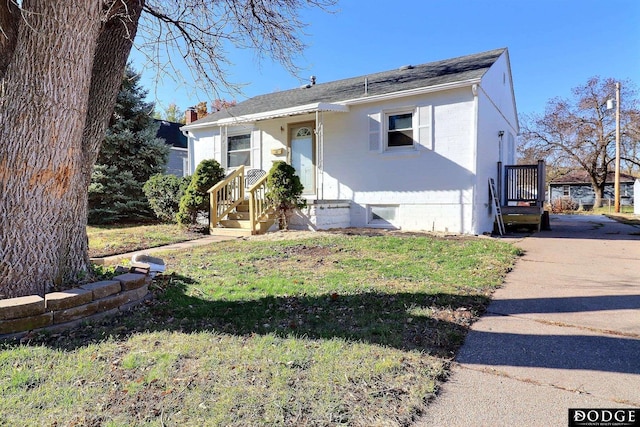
155, 119, 188, 149
550, 170, 636, 184
192, 48, 506, 126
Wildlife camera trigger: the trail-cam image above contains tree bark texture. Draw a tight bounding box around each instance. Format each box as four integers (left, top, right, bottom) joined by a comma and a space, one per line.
0, 1, 143, 298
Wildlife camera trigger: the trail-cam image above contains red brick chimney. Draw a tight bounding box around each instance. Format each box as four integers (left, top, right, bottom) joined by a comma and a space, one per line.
185, 108, 198, 124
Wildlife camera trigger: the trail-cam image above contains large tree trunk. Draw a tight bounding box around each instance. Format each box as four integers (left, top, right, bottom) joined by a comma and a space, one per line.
593, 183, 607, 209
0, 1, 143, 298
590, 177, 606, 208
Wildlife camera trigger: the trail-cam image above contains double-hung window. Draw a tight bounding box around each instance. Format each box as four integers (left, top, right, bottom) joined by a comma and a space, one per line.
368, 107, 430, 153
227, 134, 251, 168
386, 111, 414, 149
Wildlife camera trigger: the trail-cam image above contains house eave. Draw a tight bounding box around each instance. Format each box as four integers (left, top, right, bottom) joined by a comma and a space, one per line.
341, 77, 482, 106
181, 78, 481, 131
181, 102, 350, 129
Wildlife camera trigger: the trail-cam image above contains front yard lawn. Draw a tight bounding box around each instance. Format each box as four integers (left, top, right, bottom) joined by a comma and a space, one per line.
87, 223, 204, 258
1, 231, 521, 426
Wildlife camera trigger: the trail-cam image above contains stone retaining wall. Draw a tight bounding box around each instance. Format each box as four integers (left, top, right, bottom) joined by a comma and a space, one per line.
0, 273, 150, 338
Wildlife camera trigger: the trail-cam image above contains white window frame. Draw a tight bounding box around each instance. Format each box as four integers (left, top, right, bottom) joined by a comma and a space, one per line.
384, 109, 416, 151
367, 204, 399, 228
182, 156, 189, 177
227, 132, 252, 169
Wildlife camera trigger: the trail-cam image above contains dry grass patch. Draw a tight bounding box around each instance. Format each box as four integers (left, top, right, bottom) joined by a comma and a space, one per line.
88, 224, 204, 258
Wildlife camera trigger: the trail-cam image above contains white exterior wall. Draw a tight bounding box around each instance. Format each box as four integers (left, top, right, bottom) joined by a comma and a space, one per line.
288, 201, 351, 231
319, 89, 477, 233
189, 127, 218, 173
473, 51, 519, 233
188, 92, 479, 234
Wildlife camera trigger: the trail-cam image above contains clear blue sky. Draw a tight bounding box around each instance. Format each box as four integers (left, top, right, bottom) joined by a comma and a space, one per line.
133, 0, 639, 118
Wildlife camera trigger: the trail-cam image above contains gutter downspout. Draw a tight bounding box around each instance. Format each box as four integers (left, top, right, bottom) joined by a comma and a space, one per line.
471, 83, 479, 235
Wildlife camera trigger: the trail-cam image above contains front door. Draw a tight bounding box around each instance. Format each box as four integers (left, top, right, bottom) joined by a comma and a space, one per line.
290, 125, 315, 195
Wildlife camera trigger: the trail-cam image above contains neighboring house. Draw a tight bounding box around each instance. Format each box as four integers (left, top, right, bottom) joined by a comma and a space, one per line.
155, 119, 188, 177
549, 170, 635, 208
181, 48, 519, 235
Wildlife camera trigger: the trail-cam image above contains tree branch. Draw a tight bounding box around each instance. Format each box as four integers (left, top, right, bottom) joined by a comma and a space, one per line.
136, 0, 337, 101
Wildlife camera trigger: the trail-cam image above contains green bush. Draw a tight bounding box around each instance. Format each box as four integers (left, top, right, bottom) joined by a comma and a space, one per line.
143, 174, 190, 223
265, 161, 306, 230
177, 159, 225, 226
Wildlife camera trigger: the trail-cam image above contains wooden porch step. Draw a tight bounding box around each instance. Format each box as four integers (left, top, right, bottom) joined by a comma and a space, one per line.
236, 200, 250, 212
209, 228, 253, 237
227, 211, 250, 220
216, 218, 276, 235
219, 219, 252, 229
227, 211, 277, 221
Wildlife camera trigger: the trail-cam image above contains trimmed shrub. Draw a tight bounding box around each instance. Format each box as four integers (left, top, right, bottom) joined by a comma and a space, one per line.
177, 159, 225, 227
265, 161, 306, 230
551, 197, 578, 213
143, 174, 190, 223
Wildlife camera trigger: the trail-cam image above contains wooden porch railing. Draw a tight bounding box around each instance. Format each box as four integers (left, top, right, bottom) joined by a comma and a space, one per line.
248, 173, 270, 234
208, 165, 273, 234
208, 165, 245, 230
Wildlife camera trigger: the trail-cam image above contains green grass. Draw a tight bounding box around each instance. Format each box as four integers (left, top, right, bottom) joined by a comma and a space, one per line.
591, 204, 635, 215
2, 232, 521, 426
87, 224, 204, 258
603, 213, 640, 227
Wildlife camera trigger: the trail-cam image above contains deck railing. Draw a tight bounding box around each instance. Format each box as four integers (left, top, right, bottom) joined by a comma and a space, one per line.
499, 160, 545, 207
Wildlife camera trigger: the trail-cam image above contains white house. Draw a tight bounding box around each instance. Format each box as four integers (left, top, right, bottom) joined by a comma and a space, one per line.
181, 48, 519, 235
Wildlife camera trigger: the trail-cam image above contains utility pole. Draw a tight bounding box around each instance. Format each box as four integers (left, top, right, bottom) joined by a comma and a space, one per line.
614, 82, 621, 213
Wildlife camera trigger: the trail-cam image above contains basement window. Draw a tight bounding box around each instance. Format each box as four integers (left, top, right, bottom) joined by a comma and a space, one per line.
368, 205, 398, 227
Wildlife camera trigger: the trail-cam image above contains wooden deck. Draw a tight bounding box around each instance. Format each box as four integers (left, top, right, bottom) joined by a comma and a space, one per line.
494, 161, 547, 233
500, 206, 544, 232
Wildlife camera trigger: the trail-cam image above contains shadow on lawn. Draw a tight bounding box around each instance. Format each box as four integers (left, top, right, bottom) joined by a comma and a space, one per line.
12, 273, 491, 357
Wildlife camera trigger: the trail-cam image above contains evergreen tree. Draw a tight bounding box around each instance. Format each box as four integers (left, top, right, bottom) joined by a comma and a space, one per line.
88, 64, 170, 224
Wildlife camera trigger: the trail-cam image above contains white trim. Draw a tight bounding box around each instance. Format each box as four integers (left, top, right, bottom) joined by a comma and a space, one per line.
180, 78, 481, 131
182, 102, 349, 129
383, 107, 418, 152
416, 105, 432, 150
316, 110, 325, 199
476, 84, 517, 135
226, 129, 253, 169
471, 82, 480, 234
343, 78, 481, 107
367, 112, 382, 152
500, 49, 520, 134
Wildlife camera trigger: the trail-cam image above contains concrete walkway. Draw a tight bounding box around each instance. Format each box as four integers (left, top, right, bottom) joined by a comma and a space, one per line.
417, 214, 640, 426
91, 234, 238, 265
